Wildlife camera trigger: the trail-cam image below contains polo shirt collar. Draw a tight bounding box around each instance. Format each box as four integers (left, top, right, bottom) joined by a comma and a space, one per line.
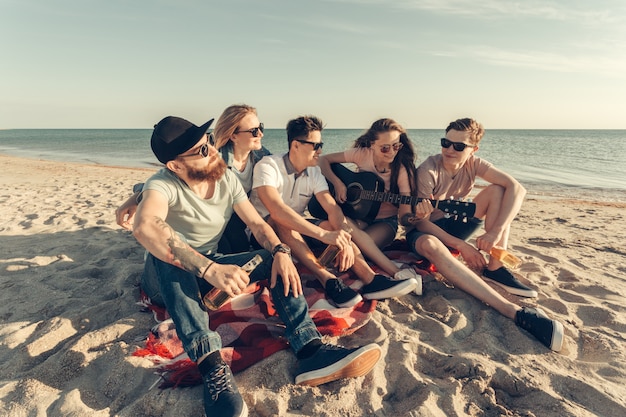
283, 153, 309, 178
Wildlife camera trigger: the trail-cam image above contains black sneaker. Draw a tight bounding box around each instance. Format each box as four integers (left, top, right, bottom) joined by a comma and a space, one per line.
360, 274, 418, 300
483, 267, 538, 298
325, 278, 363, 308
203, 362, 248, 417
295, 343, 382, 386
515, 307, 564, 352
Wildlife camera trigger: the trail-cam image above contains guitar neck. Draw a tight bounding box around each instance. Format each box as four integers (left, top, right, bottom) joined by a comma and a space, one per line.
361, 190, 466, 212
361, 190, 427, 207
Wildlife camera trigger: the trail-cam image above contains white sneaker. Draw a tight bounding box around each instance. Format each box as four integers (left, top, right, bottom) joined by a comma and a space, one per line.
394, 268, 422, 296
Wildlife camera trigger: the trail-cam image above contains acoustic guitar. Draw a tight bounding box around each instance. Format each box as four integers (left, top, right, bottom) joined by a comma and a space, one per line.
308, 163, 476, 223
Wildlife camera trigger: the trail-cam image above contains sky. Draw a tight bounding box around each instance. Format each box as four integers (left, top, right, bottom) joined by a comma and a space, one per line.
1, 0, 625, 129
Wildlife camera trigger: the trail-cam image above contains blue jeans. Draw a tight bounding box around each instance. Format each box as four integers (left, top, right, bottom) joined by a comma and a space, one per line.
141, 249, 321, 362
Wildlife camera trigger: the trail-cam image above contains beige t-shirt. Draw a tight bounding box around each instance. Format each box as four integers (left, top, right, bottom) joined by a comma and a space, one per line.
417, 154, 492, 219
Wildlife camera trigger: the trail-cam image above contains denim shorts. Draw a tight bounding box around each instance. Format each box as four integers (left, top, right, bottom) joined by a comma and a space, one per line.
406, 216, 483, 255
366, 215, 399, 236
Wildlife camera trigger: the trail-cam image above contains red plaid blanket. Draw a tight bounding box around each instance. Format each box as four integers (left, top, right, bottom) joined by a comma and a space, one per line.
133, 245, 437, 388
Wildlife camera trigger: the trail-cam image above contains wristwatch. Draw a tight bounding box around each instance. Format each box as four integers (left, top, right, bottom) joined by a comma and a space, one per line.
271, 243, 291, 257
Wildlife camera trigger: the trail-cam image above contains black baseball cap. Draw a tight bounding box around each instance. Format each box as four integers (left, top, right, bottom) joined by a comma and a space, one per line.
150, 116, 214, 164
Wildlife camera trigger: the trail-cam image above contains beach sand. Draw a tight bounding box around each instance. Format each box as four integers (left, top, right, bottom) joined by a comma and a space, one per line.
1, 153, 625, 417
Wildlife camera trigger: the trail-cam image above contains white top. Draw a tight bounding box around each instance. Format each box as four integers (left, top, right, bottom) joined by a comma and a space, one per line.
230, 153, 254, 193
249, 153, 329, 218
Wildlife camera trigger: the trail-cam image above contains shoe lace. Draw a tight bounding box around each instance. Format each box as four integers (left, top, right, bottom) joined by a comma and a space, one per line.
205, 363, 233, 401
327, 279, 346, 293
517, 307, 547, 329
318, 343, 348, 353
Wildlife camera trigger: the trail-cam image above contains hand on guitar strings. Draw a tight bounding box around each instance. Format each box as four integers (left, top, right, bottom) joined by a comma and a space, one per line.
404, 199, 434, 225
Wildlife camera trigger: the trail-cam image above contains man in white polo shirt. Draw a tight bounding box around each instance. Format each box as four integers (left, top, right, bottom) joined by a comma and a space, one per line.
249, 115, 418, 307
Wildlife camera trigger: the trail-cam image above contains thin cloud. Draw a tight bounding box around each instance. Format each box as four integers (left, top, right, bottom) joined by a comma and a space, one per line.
458, 45, 626, 77
329, 0, 625, 24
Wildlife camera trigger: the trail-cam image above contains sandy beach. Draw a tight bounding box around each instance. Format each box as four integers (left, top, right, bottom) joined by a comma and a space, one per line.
1, 153, 625, 417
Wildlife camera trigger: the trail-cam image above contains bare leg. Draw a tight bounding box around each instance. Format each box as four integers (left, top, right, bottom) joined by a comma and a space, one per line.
348, 219, 400, 277
471, 184, 511, 270
345, 241, 376, 284
415, 234, 519, 319
274, 223, 336, 286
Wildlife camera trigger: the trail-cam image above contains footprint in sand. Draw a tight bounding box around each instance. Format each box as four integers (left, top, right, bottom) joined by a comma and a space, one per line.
540, 298, 569, 315
563, 282, 621, 302
44, 212, 64, 225
521, 240, 561, 263
575, 305, 617, 328
18, 213, 39, 229
551, 371, 626, 416
567, 257, 588, 269
555, 288, 588, 304
557, 268, 581, 283
578, 329, 624, 363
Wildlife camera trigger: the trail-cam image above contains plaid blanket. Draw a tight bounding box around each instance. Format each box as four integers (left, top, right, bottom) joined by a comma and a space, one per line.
133, 244, 437, 388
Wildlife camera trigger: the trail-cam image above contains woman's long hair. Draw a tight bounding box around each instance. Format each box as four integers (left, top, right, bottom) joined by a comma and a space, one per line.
212, 104, 257, 150
353, 118, 417, 196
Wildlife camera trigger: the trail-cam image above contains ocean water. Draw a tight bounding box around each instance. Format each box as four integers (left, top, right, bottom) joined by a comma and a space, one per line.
1, 128, 625, 202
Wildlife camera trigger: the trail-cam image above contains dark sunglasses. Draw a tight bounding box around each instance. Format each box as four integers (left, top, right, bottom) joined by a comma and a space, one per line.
235, 122, 264, 137
179, 137, 210, 159
296, 139, 324, 151
379, 142, 403, 154
441, 137, 474, 152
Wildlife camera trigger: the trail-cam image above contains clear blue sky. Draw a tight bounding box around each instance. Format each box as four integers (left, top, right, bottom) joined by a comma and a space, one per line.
2, 0, 625, 129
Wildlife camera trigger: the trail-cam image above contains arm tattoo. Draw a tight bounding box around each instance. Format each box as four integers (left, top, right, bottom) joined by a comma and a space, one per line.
400, 213, 413, 227
154, 217, 210, 276
258, 234, 274, 253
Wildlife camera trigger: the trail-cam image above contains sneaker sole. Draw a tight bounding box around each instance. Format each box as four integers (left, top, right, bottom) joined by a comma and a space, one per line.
549, 319, 564, 352
333, 293, 363, 308
295, 344, 382, 386
362, 278, 418, 300
483, 277, 538, 298
413, 276, 423, 296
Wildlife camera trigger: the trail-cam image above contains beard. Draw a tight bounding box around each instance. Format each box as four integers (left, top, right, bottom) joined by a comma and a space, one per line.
185, 155, 228, 182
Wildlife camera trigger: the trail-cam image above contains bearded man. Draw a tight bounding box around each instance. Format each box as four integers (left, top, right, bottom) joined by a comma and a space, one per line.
132, 116, 381, 417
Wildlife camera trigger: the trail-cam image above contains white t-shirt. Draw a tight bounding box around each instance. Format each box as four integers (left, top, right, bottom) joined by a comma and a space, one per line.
249, 153, 329, 218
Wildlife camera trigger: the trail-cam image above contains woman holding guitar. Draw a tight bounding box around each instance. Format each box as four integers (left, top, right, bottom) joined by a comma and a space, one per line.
319, 118, 565, 352
319, 118, 427, 285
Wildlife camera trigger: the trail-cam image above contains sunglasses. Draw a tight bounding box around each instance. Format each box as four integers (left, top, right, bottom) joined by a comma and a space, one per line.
179, 137, 210, 159
379, 142, 403, 154
441, 138, 474, 152
296, 139, 324, 151
235, 122, 264, 137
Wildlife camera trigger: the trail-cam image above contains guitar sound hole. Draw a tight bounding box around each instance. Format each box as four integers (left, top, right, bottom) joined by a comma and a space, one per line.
346, 183, 363, 204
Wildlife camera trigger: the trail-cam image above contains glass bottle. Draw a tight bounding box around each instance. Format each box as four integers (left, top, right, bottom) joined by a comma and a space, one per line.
489, 247, 522, 270
318, 245, 340, 268
203, 254, 263, 311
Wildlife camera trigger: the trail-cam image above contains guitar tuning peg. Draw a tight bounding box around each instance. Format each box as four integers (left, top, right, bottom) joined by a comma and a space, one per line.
444, 213, 451, 219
